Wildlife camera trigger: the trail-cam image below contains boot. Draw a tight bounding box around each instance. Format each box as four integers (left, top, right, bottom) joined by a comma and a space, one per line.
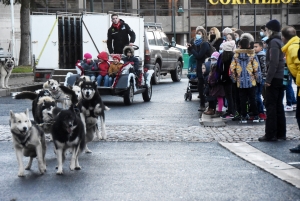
204, 108, 215, 115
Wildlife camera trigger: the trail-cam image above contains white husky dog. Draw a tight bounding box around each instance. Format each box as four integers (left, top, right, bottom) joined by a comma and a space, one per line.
9, 109, 47, 177
0, 57, 15, 88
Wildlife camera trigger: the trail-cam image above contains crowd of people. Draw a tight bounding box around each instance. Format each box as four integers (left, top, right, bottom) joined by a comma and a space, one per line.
187, 19, 300, 153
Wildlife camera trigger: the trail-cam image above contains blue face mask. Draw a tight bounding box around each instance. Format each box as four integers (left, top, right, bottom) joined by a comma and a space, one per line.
235, 38, 239, 42
196, 34, 202, 39
219, 49, 223, 54
260, 32, 265, 37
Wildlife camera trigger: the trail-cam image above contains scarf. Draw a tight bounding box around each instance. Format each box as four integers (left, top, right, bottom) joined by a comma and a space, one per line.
112, 22, 121, 30
194, 38, 203, 46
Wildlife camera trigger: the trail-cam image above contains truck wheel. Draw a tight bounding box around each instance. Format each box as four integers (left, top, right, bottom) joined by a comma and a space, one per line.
151, 63, 161, 85
124, 83, 134, 105
142, 81, 152, 102
171, 61, 182, 82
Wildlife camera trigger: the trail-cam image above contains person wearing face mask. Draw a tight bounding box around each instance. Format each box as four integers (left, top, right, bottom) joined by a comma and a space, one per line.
234, 29, 244, 46
260, 25, 267, 39
187, 28, 210, 111
81, 52, 98, 82
208, 27, 223, 52
219, 27, 233, 54
188, 26, 205, 55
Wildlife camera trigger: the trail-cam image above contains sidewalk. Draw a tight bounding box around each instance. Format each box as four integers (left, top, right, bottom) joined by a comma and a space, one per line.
0, 73, 43, 97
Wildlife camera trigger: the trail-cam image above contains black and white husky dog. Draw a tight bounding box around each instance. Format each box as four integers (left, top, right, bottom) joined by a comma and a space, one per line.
79, 81, 110, 153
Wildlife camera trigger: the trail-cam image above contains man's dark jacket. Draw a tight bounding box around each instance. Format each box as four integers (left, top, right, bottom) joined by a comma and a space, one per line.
107, 19, 136, 54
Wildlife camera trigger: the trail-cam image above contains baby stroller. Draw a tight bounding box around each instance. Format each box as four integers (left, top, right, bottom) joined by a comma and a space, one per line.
184, 55, 198, 101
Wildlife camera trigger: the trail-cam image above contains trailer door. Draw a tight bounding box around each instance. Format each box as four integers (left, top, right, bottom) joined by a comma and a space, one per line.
31, 15, 58, 69
82, 14, 109, 59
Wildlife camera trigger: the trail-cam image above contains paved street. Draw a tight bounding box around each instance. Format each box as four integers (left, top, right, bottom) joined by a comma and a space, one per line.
0, 76, 299, 200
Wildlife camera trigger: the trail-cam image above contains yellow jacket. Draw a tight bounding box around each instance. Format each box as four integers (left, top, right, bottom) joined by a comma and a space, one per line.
281, 36, 300, 81
108, 62, 123, 76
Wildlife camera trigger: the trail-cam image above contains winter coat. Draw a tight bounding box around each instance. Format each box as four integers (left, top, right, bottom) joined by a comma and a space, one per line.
210, 38, 223, 52
109, 62, 123, 76
256, 50, 267, 80
281, 36, 300, 88
189, 41, 210, 79
122, 46, 139, 71
97, 52, 110, 77
107, 19, 136, 54
230, 49, 261, 88
265, 35, 284, 84
81, 60, 98, 77
208, 63, 225, 97
217, 52, 234, 85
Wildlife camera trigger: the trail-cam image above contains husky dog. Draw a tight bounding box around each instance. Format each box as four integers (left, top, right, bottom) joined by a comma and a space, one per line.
9, 109, 47, 177
74, 76, 91, 87
43, 79, 69, 108
51, 86, 85, 175
0, 57, 15, 88
79, 81, 110, 153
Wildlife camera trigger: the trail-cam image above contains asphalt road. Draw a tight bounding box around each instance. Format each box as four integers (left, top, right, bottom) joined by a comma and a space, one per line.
0, 77, 299, 200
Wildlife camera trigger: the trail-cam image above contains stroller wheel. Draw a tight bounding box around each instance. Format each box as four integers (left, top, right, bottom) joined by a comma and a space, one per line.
184, 93, 188, 101
189, 93, 192, 101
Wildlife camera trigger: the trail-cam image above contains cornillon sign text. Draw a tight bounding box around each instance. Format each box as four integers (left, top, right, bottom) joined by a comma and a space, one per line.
209, 0, 299, 4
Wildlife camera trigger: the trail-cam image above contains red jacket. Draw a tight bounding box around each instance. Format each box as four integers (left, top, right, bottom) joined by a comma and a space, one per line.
97, 52, 110, 76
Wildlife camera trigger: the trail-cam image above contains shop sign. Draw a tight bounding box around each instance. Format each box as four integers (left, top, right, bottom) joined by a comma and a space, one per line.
209, 0, 299, 4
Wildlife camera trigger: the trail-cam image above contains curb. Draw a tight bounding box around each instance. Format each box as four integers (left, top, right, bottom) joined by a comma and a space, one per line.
10, 73, 34, 78
0, 84, 43, 97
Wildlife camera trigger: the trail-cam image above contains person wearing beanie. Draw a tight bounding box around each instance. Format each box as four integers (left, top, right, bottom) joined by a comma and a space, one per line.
217, 41, 236, 119
96, 51, 110, 87
234, 29, 244, 46
81, 52, 98, 81
204, 51, 225, 116
222, 27, 233, 39
258, 19, 286, 142
208, 27, 223, 52
187, 28, 210, 111
281, 26, 300, 152
230, 38, 261, 123
108, 54, 123, 86
196, 26, 205, 33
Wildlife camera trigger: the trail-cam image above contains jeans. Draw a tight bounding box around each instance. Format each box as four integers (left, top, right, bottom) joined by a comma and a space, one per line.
88, 75, 95, 82
97, 75, 109, 87
255, 79, 265, 114
108, 77, 116, 86
265, 78, 286, 139
285, 75, 297, 106
239, 87, 258, 117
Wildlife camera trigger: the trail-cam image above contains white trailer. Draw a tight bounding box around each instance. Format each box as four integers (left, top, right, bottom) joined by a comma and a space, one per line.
30, 12, 144, 82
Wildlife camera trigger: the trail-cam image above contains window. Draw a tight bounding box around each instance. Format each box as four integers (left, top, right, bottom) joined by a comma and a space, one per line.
154, 31, 163, 46
160, 32, 170, 43
146, 31, 156, 45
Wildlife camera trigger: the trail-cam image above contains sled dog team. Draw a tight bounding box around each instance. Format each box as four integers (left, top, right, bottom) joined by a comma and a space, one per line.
10, 77, 110, 176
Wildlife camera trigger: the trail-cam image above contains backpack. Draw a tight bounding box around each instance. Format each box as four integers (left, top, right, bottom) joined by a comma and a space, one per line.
205, 42, 216, 59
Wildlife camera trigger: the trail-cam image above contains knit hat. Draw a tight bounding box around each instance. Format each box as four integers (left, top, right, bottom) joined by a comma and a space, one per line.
112, 54, 121, 61
266, 19, 281, 32
84, 53, 92, 59
222, 27, 233, 34
210, 51, 220, 60
240, 33, 254, 43
196, 26, 205, 32
222, 41, 236, 51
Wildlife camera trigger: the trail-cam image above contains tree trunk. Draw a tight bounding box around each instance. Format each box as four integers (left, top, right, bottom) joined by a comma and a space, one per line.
18, 0, 30, 66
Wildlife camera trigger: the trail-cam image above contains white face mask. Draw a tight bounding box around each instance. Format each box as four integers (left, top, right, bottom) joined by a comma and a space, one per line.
196, 34, 202, 39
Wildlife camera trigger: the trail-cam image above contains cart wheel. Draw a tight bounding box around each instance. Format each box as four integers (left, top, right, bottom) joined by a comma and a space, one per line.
189, 93, 192, 101
184, 93, 188, 101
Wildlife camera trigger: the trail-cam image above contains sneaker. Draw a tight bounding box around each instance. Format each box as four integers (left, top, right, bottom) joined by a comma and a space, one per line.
253, 115, 261, 123
240, 116, 247, 123
232, 114, 241, 121
284, 105, 293, 112
258, 113, 266, 121
221, 113, 234, 119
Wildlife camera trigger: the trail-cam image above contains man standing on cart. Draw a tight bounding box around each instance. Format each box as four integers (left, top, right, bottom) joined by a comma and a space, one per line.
107, 14, 136, 54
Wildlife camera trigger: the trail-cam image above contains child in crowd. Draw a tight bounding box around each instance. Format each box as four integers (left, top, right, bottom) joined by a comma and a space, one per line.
204, 52, 225, 116
81, 53, 98, 81
230, 38, 261, 123
97, 51, 110, 87
253, 41, 267, 120
108, 54, 123, 86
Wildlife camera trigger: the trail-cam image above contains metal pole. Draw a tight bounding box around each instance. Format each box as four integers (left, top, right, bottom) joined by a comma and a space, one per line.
10, 0, 15, 60
90, 0, 94, 12
173, 6, 176, 41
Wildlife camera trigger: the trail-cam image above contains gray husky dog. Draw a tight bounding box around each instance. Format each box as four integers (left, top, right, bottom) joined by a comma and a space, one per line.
9, 108, 47, 177
0, 57, 15, 88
